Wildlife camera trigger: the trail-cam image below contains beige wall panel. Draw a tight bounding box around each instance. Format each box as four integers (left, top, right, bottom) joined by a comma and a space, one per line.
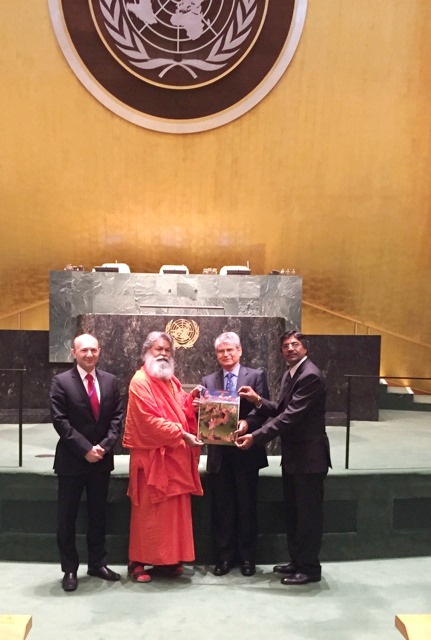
303, 306, 431, 392
0, 1, 430, 380
19, 304, 49, 331
302, 304, 356, 335
0, 317, 20, 331
0, 304, 48, 330
378, 333, 431, 394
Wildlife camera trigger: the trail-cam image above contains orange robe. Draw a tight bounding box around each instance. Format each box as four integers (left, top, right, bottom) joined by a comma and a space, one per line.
123, 367, 203, 566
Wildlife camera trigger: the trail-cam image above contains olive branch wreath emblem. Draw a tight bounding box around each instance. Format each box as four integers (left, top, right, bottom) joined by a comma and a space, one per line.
99, 0, 257, 80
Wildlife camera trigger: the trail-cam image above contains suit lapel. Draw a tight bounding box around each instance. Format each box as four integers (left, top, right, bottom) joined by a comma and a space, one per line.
215, 369, 224, 391
278, 360, 307, 407
277, 370, 292, 407
93, 369, 104, 421
73, 365, 98, 421
236, 365, 248, 390
72, 366, 90, 405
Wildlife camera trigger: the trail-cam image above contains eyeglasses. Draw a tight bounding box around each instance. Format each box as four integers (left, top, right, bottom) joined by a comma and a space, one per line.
281, 342, 302, 350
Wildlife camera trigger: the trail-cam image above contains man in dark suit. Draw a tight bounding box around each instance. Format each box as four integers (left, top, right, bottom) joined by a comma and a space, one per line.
237, 331, 331, 585
202, 331, 269, 577
50, 333, 123, 591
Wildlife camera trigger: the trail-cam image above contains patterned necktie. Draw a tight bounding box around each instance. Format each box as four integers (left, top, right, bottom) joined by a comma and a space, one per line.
225, 372, 235, 392
86, 373, 100, 419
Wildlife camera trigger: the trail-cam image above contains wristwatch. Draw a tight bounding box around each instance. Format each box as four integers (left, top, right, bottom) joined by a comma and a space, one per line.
255, 395, 263, 409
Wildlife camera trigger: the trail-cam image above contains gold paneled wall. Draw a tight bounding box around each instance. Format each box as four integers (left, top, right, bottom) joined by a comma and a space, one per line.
0, 1, 430, 388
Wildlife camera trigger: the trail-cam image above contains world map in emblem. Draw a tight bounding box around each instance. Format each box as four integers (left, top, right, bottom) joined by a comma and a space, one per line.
94, 0, 268, 88
129, 0, 206, 39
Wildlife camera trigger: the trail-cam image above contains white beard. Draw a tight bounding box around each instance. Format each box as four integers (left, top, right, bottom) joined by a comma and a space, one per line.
145, 354, 175, 380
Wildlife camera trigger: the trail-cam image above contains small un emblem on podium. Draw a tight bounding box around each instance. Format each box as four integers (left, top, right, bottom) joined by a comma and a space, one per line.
165, 319, 200, 349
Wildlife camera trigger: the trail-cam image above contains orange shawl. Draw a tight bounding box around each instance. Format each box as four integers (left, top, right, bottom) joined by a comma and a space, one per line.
123, 367, 203, 505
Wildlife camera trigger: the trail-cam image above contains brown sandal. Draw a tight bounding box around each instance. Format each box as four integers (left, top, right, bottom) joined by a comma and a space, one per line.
128, 562, 152, 583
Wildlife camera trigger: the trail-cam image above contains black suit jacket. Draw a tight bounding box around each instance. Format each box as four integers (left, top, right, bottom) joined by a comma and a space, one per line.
252, 359, 331, 474
202, 365, 269, 473
50, 366, 123, 476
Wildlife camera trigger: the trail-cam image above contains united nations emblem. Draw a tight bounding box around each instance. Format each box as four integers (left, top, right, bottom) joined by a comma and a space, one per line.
165, 318, 200, 349
94, 0, 267, 89
49, 0, 307, 132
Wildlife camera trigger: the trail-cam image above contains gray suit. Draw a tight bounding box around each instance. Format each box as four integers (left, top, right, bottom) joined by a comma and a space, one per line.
202, 365, 269, 565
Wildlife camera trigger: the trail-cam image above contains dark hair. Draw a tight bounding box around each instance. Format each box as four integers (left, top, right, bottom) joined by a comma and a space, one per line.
280, 331, 309, 351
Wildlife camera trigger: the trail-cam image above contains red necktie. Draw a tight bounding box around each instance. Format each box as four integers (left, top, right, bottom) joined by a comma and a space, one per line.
86, 373, 100, 420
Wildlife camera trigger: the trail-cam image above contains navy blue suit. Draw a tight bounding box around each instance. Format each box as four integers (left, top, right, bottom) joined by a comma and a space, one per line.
202, 365, 269, 565
50, 366, 123, 572
252, 358, 331, 576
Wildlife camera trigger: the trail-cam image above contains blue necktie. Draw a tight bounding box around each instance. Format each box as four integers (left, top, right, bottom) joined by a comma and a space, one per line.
225, 372, 235, 392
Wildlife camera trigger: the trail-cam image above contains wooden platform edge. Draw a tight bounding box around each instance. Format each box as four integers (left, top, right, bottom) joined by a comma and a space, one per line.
395, 614, 431, 640
0, 615, 32, 640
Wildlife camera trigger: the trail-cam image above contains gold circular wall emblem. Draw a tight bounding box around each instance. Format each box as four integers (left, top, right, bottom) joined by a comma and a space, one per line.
48, 0, 307, 133
165, 318, 200, 349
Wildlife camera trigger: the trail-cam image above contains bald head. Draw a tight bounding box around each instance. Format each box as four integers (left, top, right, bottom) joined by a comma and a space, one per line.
71, 334, 100, 373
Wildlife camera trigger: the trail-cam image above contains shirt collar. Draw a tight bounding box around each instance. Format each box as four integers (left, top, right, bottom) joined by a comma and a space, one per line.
77, 364, 96, 380
223, 363, 241, 378
288, 356, 307, 378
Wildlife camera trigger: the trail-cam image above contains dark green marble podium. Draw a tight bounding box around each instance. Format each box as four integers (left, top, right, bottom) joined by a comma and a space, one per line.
49, 271, 302, 363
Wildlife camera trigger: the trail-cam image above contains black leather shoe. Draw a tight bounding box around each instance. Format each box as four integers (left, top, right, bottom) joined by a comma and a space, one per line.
87, 566, 121, 581
273, 562, 296, 575
281, 572, 321, 585
62, 572, 78, 591
214, 561, 233, 576
241, 562, 256, 577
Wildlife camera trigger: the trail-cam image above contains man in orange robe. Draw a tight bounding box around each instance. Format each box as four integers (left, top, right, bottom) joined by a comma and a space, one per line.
123, 331, 203, 582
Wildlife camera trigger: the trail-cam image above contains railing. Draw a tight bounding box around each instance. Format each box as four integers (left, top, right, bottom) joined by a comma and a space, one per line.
303, 299, 431, 349
344, 374, 431, 470
0, 368, 26, 467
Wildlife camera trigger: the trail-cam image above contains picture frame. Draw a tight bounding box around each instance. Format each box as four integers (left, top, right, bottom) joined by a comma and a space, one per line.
198, 389, 240, 446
